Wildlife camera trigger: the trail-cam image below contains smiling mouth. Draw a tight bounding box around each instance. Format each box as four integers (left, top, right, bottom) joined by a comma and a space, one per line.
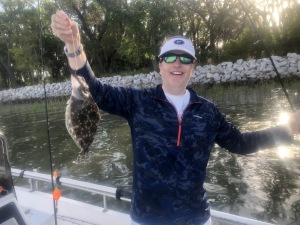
171, 72, 183, 75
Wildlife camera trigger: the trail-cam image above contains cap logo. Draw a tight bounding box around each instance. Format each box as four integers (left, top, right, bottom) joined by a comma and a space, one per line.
174, 39, 184, 45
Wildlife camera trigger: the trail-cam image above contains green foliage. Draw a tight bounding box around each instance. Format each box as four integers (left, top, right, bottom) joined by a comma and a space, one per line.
220, 0, 300, 62
0, 0, 299, 88
219, 28, 273, 62
0, 0, 39, 87
277, 4, 300, 54
116, 0, 179, 71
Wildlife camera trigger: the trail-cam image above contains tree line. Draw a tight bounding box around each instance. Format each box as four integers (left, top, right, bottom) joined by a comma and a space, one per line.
0, 0, 299, 88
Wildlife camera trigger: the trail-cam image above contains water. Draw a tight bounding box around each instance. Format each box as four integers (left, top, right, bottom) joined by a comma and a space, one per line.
0, 81, 300, 224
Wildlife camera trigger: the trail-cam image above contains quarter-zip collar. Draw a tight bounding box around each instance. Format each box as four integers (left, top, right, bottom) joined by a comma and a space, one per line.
154, 85, 202, 147
154, 84, 203, 105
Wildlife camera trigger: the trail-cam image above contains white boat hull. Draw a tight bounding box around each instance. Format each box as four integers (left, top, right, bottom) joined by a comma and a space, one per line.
15, 186, 131, 225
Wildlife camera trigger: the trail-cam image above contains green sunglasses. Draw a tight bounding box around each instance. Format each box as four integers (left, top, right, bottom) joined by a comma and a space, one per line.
160, 54, 194, 64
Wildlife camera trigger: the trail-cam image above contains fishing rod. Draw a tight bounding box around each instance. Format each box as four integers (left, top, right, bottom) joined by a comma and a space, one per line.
37, 0, 58, 224
237, 0, 295, 112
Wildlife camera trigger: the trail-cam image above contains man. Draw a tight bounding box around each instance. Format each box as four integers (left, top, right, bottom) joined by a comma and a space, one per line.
51, 10, 300, 225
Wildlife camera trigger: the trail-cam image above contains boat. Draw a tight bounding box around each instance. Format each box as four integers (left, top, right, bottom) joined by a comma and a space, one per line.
0, 131, 274, 225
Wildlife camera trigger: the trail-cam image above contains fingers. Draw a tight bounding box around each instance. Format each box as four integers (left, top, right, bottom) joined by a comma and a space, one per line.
51, 11, 71, 33
51, 10, 78, 44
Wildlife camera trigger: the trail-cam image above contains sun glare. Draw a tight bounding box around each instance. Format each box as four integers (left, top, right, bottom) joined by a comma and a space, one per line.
256, 0, 296, 26
278, 112, 289, 125
277, 146, 290, 159
277, 112, 292, 159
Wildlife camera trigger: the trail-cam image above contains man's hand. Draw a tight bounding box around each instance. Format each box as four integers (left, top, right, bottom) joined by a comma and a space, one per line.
51, 10, 80, 51
51, 10, 86, 70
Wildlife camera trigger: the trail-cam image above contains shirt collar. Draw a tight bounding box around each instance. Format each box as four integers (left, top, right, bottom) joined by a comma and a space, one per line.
155, 85, 202, 104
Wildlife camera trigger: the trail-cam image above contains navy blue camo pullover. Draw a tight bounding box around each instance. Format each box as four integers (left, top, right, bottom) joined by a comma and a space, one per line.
72, 61, 292, 225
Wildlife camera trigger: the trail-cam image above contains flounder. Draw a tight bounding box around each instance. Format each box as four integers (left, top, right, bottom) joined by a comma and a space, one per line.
65, 75, 100, 156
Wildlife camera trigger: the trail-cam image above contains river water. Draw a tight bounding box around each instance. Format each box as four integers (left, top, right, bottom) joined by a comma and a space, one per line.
0, 81, 300, 225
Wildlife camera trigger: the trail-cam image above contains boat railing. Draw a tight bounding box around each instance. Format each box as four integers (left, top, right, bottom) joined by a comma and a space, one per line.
10, 168, 274, 225
10, 168, 130, 212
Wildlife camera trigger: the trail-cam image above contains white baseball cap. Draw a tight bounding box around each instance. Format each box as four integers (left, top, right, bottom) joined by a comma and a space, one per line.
158, 37, 196, 59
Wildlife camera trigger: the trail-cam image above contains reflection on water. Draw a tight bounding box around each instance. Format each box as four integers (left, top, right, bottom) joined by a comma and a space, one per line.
0, 80, 300, 224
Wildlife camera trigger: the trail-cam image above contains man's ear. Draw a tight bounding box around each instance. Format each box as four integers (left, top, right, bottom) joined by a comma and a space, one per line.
157, 56, 162, 63
158, 60, 162, 71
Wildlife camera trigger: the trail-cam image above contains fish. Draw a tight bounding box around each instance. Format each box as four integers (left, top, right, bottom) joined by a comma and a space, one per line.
65, 75, 100, 157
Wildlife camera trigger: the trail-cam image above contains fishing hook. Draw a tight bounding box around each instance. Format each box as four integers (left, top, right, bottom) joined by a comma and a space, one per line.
237, 0, 295, 111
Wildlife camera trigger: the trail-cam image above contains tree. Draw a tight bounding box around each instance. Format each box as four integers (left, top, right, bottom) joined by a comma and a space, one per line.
118, 0, 179, 72
0, 0, 299, 88
279, 3, 300, 54
220, 0, 300, 61
39, 0, 67, 80
66, 0, 129, 73
0, 0, 35, 87
177, 0, 247, 63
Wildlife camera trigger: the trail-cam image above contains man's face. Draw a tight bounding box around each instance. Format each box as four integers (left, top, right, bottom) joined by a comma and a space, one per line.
159, 50, 195, 95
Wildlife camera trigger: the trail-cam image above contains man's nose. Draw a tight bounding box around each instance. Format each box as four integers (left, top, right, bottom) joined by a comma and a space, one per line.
173, 57, 182, 66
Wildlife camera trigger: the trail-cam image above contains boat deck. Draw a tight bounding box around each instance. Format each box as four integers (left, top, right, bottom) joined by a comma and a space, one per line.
16, 186, 131, 225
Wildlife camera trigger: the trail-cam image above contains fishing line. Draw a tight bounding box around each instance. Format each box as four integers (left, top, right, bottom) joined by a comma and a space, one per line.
237, 0, 295, 111
37, 0, 58, 224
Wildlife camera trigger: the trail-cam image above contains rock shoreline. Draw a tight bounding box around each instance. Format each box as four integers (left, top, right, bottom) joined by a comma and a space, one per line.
1, 53, 300, 103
